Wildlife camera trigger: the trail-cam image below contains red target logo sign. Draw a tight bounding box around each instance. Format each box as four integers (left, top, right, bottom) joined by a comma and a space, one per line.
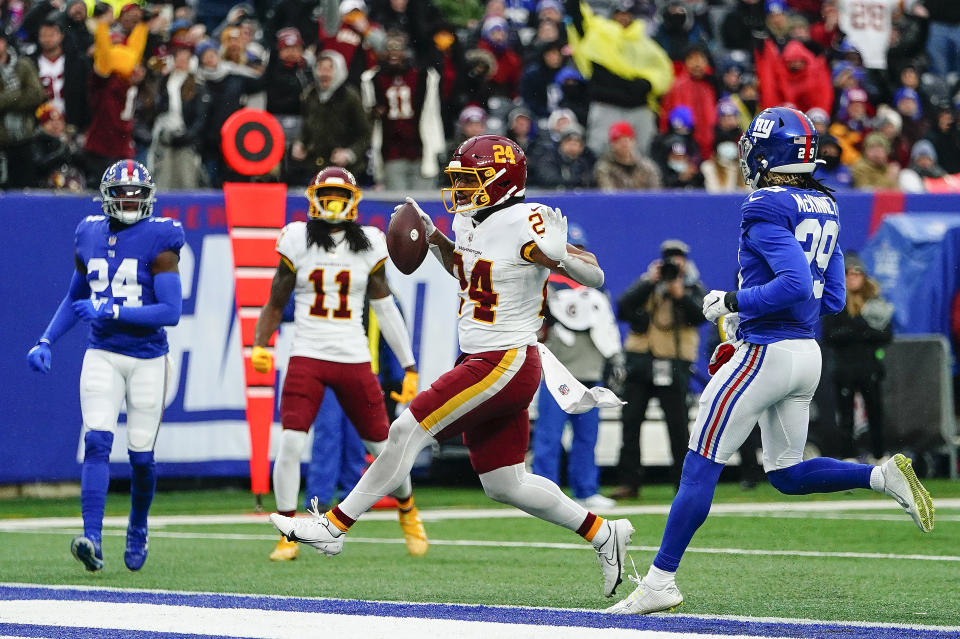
221, 109, 286, 176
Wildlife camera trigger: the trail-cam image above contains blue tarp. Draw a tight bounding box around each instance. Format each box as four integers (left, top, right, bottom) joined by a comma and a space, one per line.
2, 190, 957, 483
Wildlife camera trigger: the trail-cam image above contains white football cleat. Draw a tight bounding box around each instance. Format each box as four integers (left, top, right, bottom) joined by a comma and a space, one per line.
593, 518, 635, 597
881, 453, 935, 532
269, 497, 345, 556
606, 575, 684, 615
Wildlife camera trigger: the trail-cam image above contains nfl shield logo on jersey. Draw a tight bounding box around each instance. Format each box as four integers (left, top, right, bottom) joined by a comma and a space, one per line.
558, 384, 570, 396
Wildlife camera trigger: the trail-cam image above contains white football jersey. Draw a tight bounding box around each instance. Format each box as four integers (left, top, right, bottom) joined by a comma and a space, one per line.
276, 222, 387, 363
837, 0, 907, 70
451, 202, 551, 353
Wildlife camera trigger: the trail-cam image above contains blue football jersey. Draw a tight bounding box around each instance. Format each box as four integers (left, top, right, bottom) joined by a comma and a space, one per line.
735, 186, 845, 344
74, 215, 185, 358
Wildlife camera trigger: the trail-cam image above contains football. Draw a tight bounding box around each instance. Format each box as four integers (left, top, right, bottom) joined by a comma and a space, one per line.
386, 202, 429, 274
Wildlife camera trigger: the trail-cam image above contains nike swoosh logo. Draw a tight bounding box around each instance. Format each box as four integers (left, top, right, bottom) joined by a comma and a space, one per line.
748, 193, 764, 202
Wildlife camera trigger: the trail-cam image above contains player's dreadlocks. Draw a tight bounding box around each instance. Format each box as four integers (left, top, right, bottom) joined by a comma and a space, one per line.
306, 218, 372, 253
761, 172, 836, 201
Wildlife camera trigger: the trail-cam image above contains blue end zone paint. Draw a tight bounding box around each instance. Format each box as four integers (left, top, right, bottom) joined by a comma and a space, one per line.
2, 585, 957, 639
411, 282, 427, 364
0, 623, 258, 639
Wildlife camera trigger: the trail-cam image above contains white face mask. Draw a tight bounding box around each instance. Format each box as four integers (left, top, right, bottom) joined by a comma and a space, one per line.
668, 159, 689, 174
717, 141, 738, 164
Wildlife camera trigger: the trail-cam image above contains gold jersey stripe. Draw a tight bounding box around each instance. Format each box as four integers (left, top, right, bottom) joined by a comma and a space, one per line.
420, 348, 519, 432
520, 241, 537, 263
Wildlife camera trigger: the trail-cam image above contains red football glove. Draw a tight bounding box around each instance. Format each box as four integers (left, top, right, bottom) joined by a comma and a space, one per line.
708, 342, 736, 376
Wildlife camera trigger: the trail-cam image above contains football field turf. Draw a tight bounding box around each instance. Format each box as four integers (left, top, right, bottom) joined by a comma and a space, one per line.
0, 481, 958, 637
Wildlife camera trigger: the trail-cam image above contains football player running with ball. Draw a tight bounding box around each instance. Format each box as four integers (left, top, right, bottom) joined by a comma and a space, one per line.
27, 160, 184, 572
607, 107, 935, 615
272, 135, 636, 598
252, 167, 427, 561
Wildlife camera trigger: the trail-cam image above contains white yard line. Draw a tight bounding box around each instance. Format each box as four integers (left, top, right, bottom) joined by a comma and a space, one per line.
1, 498, 957, 531
5, 527, 958, 563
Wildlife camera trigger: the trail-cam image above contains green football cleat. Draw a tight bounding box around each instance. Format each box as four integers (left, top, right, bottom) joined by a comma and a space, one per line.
881, 454, 935, 532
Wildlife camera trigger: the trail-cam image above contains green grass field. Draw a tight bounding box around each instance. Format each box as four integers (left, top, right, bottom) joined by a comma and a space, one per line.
1, 481, 958, 627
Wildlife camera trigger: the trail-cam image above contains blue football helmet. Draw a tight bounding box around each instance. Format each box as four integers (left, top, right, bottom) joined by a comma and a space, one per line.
100, 160, 156, 224
738, 107, 819, 189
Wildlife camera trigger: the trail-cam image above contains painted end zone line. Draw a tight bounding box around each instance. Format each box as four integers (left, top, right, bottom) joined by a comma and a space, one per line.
1, 584, 958, 639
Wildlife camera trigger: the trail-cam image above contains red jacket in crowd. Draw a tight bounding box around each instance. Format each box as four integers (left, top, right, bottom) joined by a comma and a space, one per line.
478, 40, 522, 99
755, 39, 833, 114
659, 70, 717, 159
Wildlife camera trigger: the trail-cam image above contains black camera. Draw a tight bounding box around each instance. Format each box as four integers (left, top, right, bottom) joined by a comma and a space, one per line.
659, 258, 681, 282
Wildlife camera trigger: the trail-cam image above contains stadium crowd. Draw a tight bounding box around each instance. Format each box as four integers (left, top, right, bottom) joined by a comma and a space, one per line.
1, 0, 959, 192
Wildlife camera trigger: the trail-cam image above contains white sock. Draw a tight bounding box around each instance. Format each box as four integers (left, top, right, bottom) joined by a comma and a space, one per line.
870, 465, 885, 493
478, 463, 588, 532
273, 429, 308, 513
644, 565, 676, 590
338, 411, 433, 520
363, 439, 413, 500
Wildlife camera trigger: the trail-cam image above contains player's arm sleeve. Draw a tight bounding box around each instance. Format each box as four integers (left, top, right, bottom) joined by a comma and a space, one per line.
115, 271, 182, 327
735, 222, 814, 315
819, 243, 846, 316
369, 294, 416, 369
39, 269, 89, 344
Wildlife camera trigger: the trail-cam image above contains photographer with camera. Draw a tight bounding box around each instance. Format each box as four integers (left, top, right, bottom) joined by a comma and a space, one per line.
611, 240, 706, 498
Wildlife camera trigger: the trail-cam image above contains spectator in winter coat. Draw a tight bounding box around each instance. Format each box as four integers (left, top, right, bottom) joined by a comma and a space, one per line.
714, 99, 742, 147
899, 139, 949, 193
721, 0, 765, 53
565, 0, 673, 157
195, 38, 261, 186
527, 106, 577, 160
829, 86, 871, 165
651, 105, 698, 169
368, 0, 440, 62
659, 45, 716, 159
554, 65, 590, 129
806, 107, 830, 136
924, 0, 960, 76
248, 27, 313, 117
851, 132, 899, 190
756, 39, 833, 113
506, 106, 536, 153
594, 120, 660, 190
294, 49, 372, 181
322, 0, 383, 88
809, 0, 840, 49
30, 16, 90, 132
151, 40, 210, 190
822, 254, 893, 461
530, 124, 596, 189
701, 140, 745, 193
925, 108, 960, 174
520, 40, 564, 119
658, 134, 703, 189
478, 16, 522, 98
81, 12, 149, 188
654, 0, 710, 63
815, 134, 853, 190
31, 103, 83, 189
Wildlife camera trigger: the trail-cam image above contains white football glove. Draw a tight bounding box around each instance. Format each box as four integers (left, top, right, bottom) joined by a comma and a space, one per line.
528, 206, 568, 262
394, 197, 436, 238
719, 312, 740, 342
702, 289, 736, 323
